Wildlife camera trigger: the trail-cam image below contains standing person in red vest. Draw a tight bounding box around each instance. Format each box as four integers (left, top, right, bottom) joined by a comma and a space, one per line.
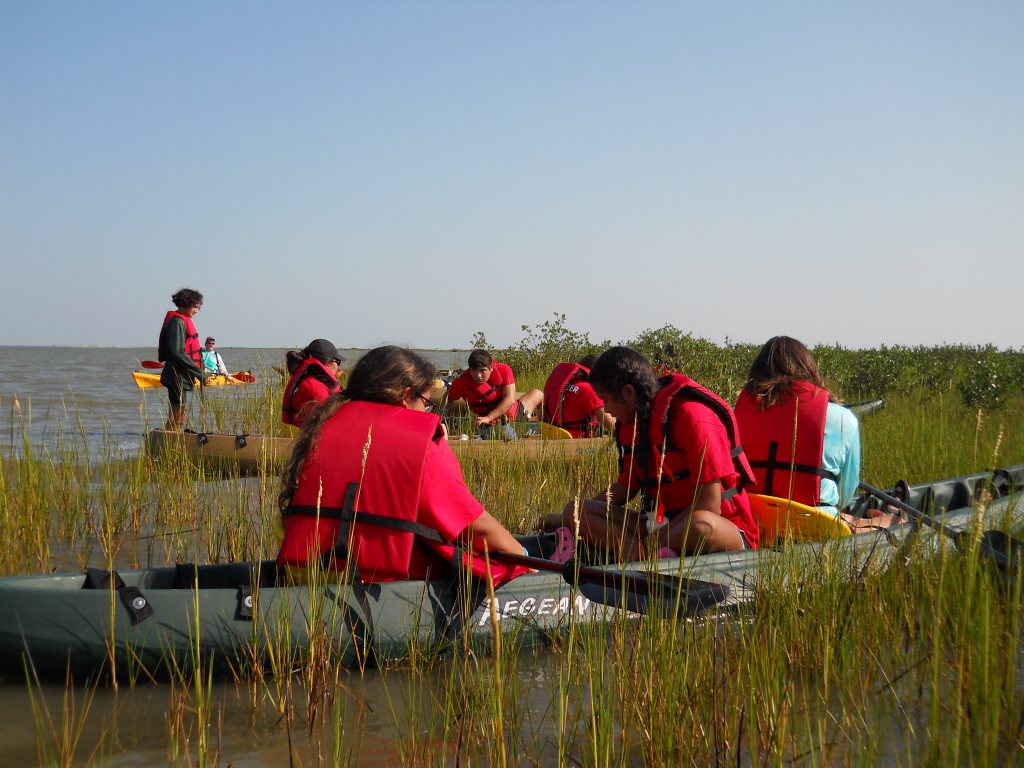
541, 346, 759, 562
446, 349, 538, 439
281, 339, 345, 428
276, 346, 530, 585
541, 354, 615, 438
157, 288, 208, 431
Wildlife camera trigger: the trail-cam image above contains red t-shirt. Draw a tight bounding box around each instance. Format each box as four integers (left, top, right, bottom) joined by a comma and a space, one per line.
551, 381, 603, 437
447, 362, 518, 422
406, 438, 526, 583
618, 399, 759, 546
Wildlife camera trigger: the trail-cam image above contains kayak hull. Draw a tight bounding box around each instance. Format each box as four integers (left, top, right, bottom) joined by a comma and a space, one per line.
146, 429, 612, 474
146, 430, 296, 475
2, 466, 1021, 680
132, 371, 255, 389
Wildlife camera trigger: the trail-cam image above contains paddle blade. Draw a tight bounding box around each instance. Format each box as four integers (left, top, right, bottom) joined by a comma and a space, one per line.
968, 529, 1024, 573
141, 360, 163, 369
232, 371, 257, 383
577, 569, 730, 618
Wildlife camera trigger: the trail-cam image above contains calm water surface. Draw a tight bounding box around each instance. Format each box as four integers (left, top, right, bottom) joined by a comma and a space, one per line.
0, 346, 467, 460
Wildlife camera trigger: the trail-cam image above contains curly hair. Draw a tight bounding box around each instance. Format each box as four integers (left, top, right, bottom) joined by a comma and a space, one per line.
278, 346, 436, 513
743, 336, 830, 409
171, 288, 203, 309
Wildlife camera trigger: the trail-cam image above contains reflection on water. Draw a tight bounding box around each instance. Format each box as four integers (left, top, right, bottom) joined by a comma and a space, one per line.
0, 346, 467, 462
0, 647, 566, 766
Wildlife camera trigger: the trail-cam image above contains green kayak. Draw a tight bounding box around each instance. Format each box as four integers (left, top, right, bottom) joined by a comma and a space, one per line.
1, 464, 1019, 680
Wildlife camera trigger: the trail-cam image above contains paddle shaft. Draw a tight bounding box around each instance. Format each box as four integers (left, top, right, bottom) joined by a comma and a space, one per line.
859, 480, 1021, 569
488, 548, 722, 599
858, 481, 946, 533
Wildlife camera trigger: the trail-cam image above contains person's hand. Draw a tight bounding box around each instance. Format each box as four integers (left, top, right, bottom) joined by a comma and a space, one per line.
474, 415, 491, 427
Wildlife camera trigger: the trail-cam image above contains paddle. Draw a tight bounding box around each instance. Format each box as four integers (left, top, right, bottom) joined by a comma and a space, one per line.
488, 549, 730, 618
141, 360, 163, 369
859, 481, 1022, 572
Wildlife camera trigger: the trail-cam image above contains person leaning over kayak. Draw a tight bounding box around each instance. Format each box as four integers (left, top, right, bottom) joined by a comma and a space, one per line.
542, 354, 615, 438
200, 336, 230, 376
734, 336, 901, 530
281, 339, 344, 428
158, 287, 208, 431
276, 345, 530, 585
445, 349, 543, 439
542, 346, 760, 561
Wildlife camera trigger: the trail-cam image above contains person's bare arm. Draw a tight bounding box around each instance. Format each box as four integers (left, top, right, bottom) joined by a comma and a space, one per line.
477, 383, 517, 425
464, 509, 524, 554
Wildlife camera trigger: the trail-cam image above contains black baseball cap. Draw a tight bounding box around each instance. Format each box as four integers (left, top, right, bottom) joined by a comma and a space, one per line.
303, 339, 345, 364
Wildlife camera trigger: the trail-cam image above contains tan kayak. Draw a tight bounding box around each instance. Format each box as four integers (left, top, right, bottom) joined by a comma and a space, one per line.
147, 425, 610, 474
146, 429, 295, 475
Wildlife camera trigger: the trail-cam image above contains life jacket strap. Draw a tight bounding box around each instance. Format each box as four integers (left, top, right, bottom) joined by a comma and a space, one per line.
748, 440, 839, 497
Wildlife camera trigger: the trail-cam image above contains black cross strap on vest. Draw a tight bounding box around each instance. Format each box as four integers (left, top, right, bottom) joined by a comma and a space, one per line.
748, 440, 840, 497
284, 481, 459, 579
83, 567, 154, 625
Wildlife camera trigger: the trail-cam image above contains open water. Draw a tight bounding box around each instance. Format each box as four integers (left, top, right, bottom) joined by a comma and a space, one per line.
0, 345, 468, 460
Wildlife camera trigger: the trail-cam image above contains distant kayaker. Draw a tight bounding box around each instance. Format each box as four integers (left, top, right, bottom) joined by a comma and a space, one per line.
158, 288, 208, 431
445, 349, 543, 439
542, 346, 760, 561
541, 354, 615, 438
201, 337, 230, 377
734, 336, 903, 530
281, 339, 345, 428
276, 345, 530, 585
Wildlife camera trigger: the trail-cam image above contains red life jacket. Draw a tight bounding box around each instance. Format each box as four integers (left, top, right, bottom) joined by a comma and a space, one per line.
453, 366, 517, 421
277, 401, 448, 581
542, 362, 598, 436
618, 374, 757, 532
281, 357, 341, 426
159, 311, 202, 368
733, 381, 834, 506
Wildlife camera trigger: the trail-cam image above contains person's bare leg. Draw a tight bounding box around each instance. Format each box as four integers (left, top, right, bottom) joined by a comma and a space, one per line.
518, 388, 544, 419
666, 510, 746, 555
166, 404, 187, 431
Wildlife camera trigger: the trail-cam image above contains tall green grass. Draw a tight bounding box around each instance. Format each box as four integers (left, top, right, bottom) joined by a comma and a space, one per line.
0, 366, 1022, 765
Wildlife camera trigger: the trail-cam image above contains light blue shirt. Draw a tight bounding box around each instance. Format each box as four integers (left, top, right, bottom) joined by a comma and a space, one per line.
818, 402, 861, 513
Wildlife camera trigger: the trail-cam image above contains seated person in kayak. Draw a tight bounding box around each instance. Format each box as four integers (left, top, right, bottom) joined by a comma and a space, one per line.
281, 339, 344, 428
734, 336, 901, 530
201, 336, 230, 377
158, 287, 208, 431
446, 350, 540, 438
542, 354, 615, 438
542, 346, 760, 560
276, 346, 530, 585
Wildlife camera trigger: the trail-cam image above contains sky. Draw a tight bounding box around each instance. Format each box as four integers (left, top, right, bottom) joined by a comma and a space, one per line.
2, 2, 1021, 350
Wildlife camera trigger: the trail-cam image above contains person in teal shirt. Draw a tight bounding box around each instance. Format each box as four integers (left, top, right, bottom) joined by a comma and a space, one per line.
201, 337, 229, 376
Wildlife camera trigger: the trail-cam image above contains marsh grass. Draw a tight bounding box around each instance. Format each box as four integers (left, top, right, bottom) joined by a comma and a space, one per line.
1, 380, 1022, 765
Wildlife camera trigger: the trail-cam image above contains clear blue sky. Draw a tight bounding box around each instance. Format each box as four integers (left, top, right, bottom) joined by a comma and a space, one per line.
3, 2, 1021, 350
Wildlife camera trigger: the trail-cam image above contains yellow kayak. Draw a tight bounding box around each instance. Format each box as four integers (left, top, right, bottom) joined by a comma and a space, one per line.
132, 371, 257, 389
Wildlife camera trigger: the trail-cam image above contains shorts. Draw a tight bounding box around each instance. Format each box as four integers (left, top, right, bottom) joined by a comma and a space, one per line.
166, 381, 187, 408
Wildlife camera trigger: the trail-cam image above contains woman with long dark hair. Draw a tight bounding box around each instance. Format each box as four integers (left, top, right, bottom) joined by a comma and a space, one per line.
542, 346, 760, 561
735, 336, 899, 528
277, 346, 528, 584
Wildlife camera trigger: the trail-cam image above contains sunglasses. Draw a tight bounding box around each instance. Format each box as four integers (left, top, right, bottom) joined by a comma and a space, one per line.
417, 394, 435, 413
